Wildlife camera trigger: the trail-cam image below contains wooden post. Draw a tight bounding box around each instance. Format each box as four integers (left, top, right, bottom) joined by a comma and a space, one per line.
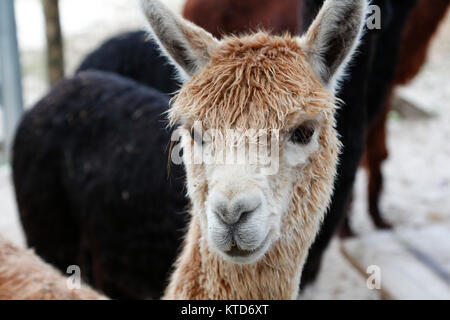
43, 0, 64, 86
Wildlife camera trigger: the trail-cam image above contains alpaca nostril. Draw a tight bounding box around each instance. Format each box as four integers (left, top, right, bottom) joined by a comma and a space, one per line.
214, 207, 241, 226
238, 208, 257, 222
213, 197, 261, 226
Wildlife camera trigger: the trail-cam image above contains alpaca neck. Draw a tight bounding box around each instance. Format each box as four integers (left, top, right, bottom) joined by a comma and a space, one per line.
164, 204, 313, 300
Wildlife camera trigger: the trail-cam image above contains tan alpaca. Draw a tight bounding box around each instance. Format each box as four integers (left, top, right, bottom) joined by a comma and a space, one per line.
141, 0, 367, 299
0, 236, 105, 300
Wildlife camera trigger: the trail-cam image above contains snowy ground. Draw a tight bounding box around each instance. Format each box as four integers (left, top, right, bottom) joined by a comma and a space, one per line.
1, 0, 449, 300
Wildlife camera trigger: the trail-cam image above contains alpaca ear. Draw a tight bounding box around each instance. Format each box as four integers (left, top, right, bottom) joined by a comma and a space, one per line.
301, 0, 367, 90
140, 0, 220, 80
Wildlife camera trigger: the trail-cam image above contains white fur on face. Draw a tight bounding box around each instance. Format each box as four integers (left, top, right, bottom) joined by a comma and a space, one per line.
283, 127, 321, 168
181, 119, 323, 264
204, 163, 277, 264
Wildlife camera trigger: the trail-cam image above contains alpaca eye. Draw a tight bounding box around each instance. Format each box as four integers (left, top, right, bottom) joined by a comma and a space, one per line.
291, 123, 315, 145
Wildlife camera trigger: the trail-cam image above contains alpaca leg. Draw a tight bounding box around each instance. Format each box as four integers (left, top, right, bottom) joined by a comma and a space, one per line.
339, 215, 354, 238
338, 194, 356, 238
365, 103, 392, 230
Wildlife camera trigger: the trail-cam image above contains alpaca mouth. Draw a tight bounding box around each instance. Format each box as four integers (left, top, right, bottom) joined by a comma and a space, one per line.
226, 244, 255, 258
225, 233, 270, 259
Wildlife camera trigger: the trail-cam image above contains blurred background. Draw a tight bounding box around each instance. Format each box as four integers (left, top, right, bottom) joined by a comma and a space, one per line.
1, 0, 449, 299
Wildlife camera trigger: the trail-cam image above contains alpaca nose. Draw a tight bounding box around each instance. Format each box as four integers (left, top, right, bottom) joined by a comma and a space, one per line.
213, 195, 262, 226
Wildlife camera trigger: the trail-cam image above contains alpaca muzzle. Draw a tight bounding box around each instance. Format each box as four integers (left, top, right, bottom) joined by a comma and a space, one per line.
207, 190, 273, 263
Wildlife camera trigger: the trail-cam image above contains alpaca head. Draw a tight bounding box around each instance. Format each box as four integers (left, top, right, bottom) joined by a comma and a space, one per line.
142, 0, 366, 264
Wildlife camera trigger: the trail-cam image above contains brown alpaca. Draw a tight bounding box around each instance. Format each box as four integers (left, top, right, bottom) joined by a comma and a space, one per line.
345, 0, 450, 235
141, 0, 366, 299
183, 0, 298, 39
394, 0, 450, 86
0, 236, 105, 300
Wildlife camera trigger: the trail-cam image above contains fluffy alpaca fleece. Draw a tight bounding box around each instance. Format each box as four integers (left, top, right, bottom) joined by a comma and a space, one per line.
13, 70, 187, 299
76, 30, 181, 95
170, 33, 336, 131
139, 0, 367, 300
0, 236, 105, 300
165, 34, 340, 299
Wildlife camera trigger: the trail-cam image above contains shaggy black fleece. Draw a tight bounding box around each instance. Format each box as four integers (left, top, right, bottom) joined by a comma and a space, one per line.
12, 71, 188, 299
297, 0, 418, 287
77, 30, 181, 96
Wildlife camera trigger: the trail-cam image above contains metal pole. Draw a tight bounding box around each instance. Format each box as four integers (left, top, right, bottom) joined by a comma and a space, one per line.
0, 0, 24, 161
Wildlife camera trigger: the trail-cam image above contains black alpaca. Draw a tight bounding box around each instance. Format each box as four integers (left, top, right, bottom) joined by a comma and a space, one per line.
12, 71, 187, 299
77, 30, 181, 95
298, 0, 418, 286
